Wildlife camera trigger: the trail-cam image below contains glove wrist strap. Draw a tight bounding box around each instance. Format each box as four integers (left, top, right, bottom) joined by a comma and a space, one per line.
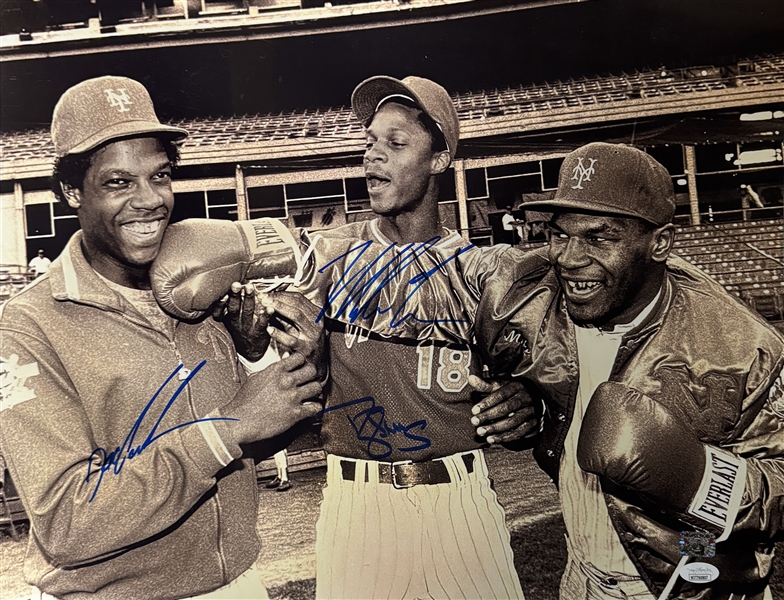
687, 446, 746, 542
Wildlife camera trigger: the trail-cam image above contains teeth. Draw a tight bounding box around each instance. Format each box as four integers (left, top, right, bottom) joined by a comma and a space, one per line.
568, 280, 601, 292
123, 221, 160, 235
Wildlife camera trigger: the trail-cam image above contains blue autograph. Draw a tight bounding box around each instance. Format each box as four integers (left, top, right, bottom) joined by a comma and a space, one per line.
85, 361, 237, 503
316, 237, 475, 328
323, 397, 431, 460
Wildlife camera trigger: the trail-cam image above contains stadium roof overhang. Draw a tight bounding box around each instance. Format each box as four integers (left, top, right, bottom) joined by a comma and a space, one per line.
0, 0, 584, 62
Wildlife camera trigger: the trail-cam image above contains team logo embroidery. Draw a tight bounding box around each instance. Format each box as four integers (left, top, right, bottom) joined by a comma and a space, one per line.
652, 364, 740, 439
571, 157, 597, 189
197, 323, 231, 364
0, 354, 40, 411
104, 88, 133, 113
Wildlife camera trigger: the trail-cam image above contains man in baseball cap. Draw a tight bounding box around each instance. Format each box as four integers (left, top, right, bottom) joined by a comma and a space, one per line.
472, 142, 784, 598
0, 76, 322, 599
307, 74, 530, 600
351, 75, 461, 163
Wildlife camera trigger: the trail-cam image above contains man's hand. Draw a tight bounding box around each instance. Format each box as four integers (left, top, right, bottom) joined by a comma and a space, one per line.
264, 291, 328, 380
213, 282, 271, 362
468, 375, 541, 444
220, 353, 323, 446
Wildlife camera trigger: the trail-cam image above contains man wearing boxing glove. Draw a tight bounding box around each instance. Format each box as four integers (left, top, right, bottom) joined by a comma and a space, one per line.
151, 76, 538, 599
473, 142, 784, 599
0, 77, 322, 600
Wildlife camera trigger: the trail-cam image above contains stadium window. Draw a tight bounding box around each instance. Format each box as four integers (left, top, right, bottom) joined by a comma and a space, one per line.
694, 171, 746, 222
248, 185, 286, 219
345, 177, 371, 213
286, 180, 343, 201
488, 173, 542, 209
51, 195, 80, 240
486, 161, 539, 178
205, 189, 238, 221
284, 180, 344, 220
172, 191, 208, 223
96, 0, 147, 26
206, 189, 236, 206
541, 158, 563, 190
25, 203, 53, 238
465, 169, 488, 199
201, 0, 247, 14
438, 168, 457, 202
646, 146, 685, 176
52, 200, 77, 218
695, 143, 739, 174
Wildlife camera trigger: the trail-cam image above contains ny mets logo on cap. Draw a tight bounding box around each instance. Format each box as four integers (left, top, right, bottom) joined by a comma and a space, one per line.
571, 157, 597, 190
104, 88, 133, 113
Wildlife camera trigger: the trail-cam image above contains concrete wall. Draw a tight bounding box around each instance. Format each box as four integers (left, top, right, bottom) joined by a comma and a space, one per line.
0, 187, 26, 267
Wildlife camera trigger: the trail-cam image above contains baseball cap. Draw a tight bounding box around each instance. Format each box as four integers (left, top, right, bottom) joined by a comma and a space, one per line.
51, 76, 188, 158
351, 75, 460, 161
523, 142, 676, 226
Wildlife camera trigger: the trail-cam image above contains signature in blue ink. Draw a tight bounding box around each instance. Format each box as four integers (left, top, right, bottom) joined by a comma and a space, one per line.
85, 361, 237, 502
316, 237, 475, 328
323, 396, 430, 460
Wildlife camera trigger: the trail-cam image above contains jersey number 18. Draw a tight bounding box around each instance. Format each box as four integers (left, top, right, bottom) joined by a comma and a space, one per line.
416, 343, 471, 393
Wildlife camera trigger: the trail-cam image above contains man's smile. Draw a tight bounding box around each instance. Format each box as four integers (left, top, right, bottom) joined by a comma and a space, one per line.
562, 278, 605, 301
120, 218, 165, 244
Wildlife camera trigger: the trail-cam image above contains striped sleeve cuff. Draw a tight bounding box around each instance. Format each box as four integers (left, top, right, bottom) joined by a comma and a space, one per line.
196, 409, 235, 467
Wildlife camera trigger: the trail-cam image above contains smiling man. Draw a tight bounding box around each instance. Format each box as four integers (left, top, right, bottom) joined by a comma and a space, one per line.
473, 142, 784, 599
0, 76, 322, 599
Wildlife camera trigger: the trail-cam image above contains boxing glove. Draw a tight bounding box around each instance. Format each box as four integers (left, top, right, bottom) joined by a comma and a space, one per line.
151, 218, 303, 320
577, 381, 746, 541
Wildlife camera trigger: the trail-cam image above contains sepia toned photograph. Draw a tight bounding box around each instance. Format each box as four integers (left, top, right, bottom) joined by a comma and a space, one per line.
1, 1, 783, 599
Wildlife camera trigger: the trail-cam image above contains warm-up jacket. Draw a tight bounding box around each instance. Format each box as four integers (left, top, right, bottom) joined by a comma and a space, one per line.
473, 249, 784, 600
0, 233, 259, 600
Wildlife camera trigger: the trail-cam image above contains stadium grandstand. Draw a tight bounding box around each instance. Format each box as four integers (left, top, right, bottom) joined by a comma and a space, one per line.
2, 53, 782, 323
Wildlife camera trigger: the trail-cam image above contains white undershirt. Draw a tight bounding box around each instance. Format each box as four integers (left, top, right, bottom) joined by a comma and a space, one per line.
559, 289, 661, 574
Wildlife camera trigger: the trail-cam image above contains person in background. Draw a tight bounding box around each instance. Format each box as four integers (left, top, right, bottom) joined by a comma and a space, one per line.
266, 449, 292, 492
28, 249, 51, 278
501, 205, 524, 245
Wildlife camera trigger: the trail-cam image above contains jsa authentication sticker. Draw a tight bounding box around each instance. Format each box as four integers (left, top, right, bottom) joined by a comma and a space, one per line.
680, 562, 720, 584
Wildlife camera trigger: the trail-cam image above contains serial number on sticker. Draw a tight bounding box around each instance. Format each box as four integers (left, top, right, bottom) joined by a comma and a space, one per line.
680, 562, 720, 584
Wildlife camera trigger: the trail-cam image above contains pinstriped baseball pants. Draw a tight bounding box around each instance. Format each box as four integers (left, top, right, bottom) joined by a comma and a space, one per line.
315, 450, 525, 600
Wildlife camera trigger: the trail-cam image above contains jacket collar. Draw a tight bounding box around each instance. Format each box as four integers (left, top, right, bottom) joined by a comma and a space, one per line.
49, 231, 127, 312
619, 273, 675, 344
